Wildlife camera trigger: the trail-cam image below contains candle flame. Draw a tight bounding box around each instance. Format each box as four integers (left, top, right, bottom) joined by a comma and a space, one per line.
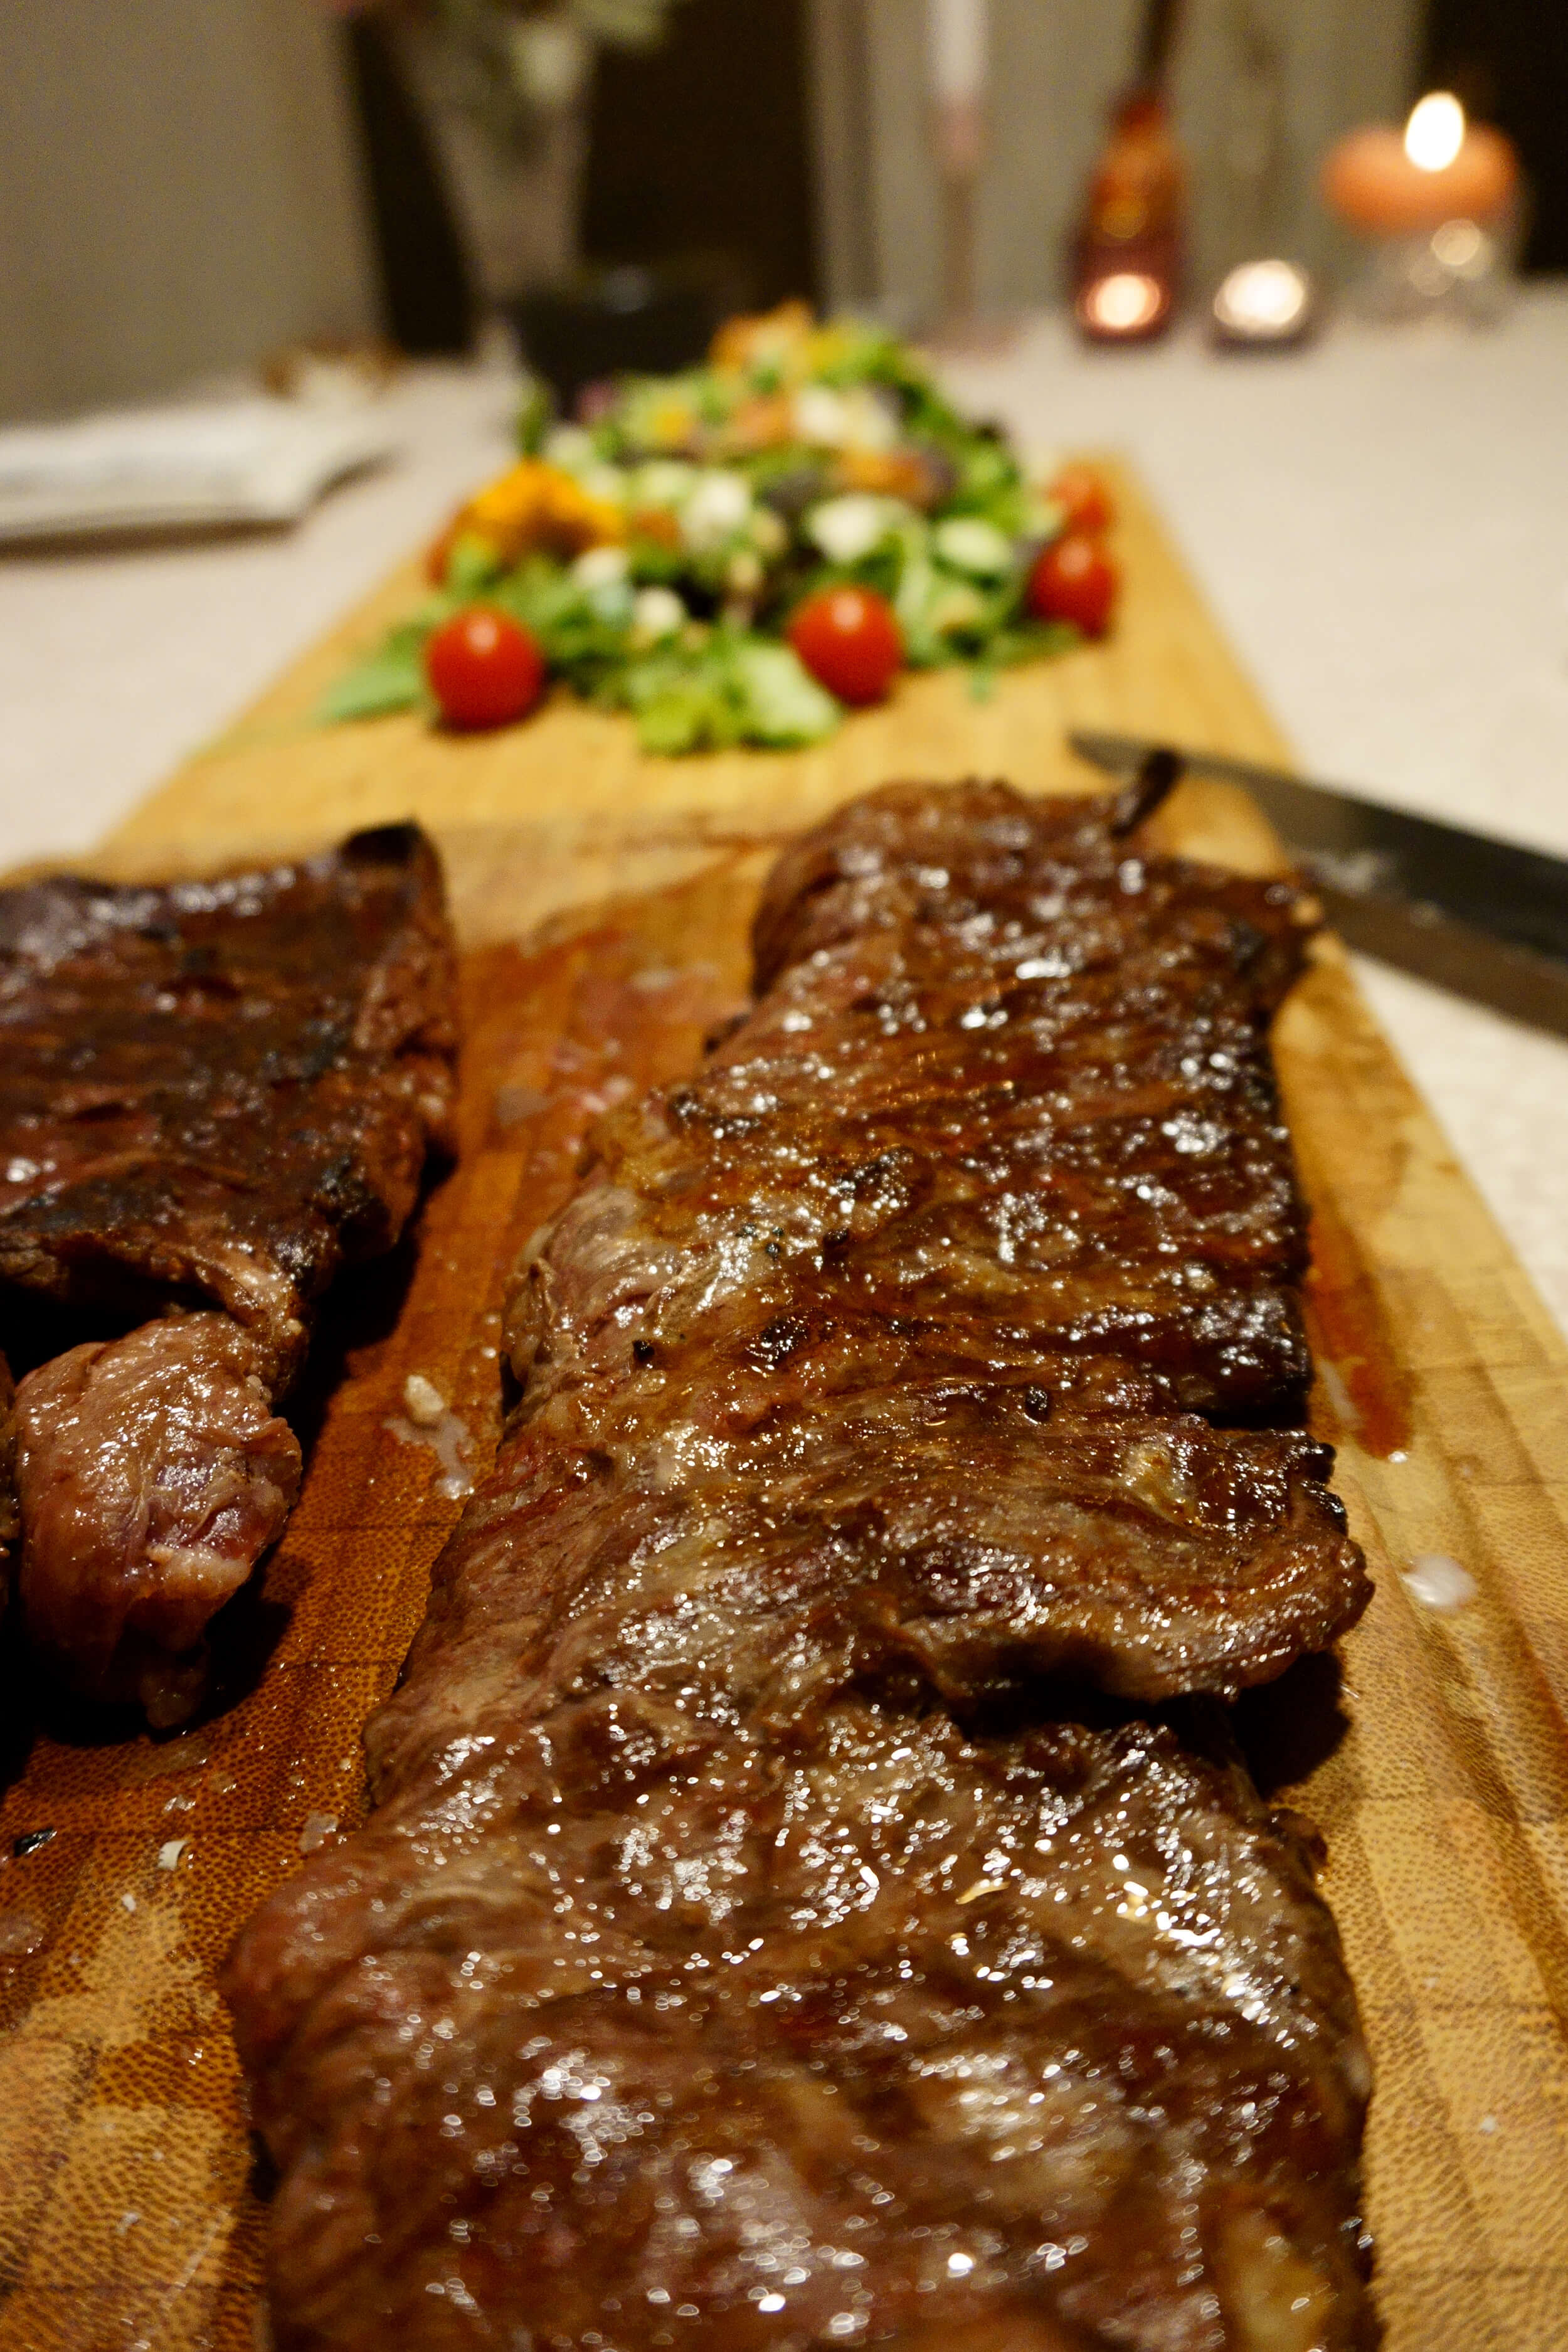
1404, 92, 1465, 172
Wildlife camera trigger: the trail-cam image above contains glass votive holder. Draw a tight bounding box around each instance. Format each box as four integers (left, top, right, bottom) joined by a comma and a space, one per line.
1322, 95, 1523, 329
1352, 205, 1521, 327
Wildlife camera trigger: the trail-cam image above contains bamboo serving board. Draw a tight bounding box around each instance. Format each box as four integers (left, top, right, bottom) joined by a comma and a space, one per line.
2, 464, 1566, 2351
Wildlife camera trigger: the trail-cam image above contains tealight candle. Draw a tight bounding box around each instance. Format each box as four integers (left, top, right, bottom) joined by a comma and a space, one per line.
1322, 90, 1520, 325
1211, 258, 1315, 347
1322, 92, 1517, 238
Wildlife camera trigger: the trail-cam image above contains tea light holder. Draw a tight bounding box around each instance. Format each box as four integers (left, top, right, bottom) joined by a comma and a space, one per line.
1322, 92, 1521, 325
1210, 258, 1316, 348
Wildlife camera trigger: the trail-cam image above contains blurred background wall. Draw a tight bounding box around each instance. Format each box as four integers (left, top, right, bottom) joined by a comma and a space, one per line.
0, 0, 377, 419
0, 0, 1560, 425
809, 0, 1427, 319
587, 0, 815, 310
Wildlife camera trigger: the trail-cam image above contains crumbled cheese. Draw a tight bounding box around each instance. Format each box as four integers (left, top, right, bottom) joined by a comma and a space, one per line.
386, 1399, 475, 1500
1401, 1554, 1477, 1611
403, 1372, 447, 1427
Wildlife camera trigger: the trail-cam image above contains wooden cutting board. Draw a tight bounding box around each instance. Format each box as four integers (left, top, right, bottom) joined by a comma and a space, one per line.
2, 464, 1565, 2351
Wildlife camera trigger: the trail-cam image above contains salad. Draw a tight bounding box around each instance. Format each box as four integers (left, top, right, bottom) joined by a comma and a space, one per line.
323, 303, 1118, 755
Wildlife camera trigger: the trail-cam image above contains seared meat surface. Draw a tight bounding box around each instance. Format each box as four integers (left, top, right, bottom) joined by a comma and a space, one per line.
13, 1313, 302, 1722
0, 823, 455, 1372
227, 783, 1374, 2349
0, 823, 455, 1707
612, 1382, 1360, 1705
515, 785, 1317, 1425
230, 1397, 1374, 2348
234, 1602, 1373, 2348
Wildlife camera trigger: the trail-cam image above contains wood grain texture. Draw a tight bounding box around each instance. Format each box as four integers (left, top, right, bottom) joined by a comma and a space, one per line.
1, 464, 1565, 2350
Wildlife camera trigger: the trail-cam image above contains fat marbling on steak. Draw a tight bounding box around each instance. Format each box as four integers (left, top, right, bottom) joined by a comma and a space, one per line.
226, 781, 1375, 2349
0, 823, 456, 1717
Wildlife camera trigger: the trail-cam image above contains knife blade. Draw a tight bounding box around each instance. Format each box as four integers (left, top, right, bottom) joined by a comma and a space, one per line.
1069, 728, 1568, 1041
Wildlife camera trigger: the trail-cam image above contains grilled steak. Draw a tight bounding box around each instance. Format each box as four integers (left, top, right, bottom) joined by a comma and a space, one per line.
226, 781, 1374, 2348
513, 783, 1318, 1427
0, 824, 456, 1714
231, 1602, 1375, 2347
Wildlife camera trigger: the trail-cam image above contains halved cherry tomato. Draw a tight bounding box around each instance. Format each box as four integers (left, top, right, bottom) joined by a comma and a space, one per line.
425, 608, 546, 730
1027, 533, 1119, 637
787, 586, 903, 706
1046, 463, 1113, 537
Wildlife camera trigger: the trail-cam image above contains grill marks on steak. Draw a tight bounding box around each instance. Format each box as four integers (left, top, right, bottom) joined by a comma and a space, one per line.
0, 824, 455, 1710
439, 1374, 1361, 1715
226, 782, 1375, 2348
229, 1414, 1374, 2348
512, 788, 1316, 1427
504, 785, 1365, 1703
750, 776, 1310, 1012
650, 1385, 1362, 1707
0, 823, 455, 1366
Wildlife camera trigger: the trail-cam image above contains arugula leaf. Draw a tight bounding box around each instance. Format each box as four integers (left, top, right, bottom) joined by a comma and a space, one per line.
445, 534, 506, 597
317, 641, 427, 723
635, 686, 721, 756
616, 633, 839, 755
730, 642, 840, 745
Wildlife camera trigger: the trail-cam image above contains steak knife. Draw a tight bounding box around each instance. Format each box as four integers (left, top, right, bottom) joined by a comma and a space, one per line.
1069, 728, 1568, 1041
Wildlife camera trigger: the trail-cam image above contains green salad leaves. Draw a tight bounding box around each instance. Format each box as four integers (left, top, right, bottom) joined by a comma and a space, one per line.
322, 305, 1081, 753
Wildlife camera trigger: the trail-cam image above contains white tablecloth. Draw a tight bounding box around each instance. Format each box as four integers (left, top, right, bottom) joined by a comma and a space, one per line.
2, 296, 1565, 1329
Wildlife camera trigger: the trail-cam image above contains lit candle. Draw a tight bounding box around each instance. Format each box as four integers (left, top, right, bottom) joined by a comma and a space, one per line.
1322, 92, 1517, 238
1211, 258, 1315, 347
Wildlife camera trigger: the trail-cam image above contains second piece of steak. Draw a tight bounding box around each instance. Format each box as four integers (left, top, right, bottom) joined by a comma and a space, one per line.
228, 780, 1376, 2348
0, 823, 455, 1362
0, 823, 457, 1711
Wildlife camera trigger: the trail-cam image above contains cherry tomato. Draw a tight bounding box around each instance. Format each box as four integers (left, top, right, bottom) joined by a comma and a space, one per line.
425, 608, 546, 730
1027, 533, 1120, 637
787, 586, 903, 706
1046, 463, 1113, 537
